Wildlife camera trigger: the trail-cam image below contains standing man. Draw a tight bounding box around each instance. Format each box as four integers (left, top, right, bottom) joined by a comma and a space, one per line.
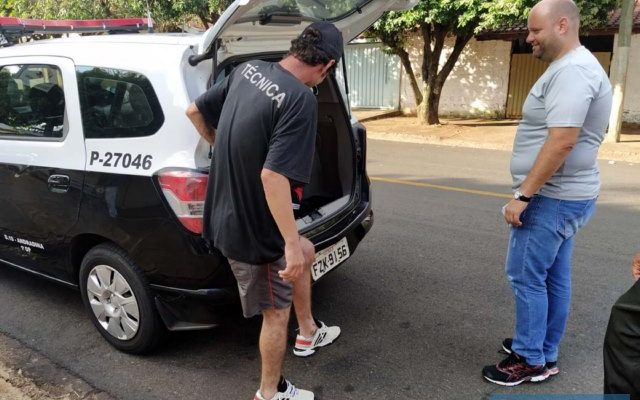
482, 0, 612, 386
186, 22, 343, 400
603, 251, 640, 399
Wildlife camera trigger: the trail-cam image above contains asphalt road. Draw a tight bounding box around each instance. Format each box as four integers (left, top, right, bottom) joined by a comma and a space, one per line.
1, 139, 638, 400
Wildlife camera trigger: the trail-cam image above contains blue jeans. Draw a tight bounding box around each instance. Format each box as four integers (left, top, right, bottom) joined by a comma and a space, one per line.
506, 195, 597, 366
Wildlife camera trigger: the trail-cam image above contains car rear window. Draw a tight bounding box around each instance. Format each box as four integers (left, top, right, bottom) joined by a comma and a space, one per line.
0, 64, 66, 139
76, 66, 164, 139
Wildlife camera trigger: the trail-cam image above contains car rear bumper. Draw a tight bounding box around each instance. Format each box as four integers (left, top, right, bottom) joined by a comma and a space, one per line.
312, 199, 373, 252
149, 199, 373, 330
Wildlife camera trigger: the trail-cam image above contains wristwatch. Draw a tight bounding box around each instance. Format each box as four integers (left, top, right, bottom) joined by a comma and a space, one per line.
514, 190, 531, 203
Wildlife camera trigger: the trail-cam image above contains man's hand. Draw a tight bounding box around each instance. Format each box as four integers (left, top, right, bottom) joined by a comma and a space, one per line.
261, 168, 306, 283
504, 199, 528, 227
632, 252, 640, 281
279, 239, 305, 283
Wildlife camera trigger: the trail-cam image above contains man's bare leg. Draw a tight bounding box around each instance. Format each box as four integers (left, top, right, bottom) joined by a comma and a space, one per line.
259, 307, 291, 399
293, 237, 317, 338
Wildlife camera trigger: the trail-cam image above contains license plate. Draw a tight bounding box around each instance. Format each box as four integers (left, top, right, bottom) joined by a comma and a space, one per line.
311, 237, 350, 281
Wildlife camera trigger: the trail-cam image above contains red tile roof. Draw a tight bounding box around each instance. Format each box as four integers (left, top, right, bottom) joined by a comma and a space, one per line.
609, 0, 640, 28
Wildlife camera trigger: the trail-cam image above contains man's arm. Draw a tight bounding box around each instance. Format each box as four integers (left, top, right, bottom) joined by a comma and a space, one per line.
633, 252, 640, 281
186, 103, 216, 145
504, 127, 580, 226
261, 168, 305, 282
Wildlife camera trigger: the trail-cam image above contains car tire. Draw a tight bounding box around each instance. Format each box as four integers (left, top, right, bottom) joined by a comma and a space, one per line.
79, 243, 165, 354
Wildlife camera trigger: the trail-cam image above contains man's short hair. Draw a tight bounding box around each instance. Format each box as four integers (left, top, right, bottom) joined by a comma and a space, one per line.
539, 0, 580, 30
288, 27, 333, 67
556, 0, 580, 30
288, 22, 343, 69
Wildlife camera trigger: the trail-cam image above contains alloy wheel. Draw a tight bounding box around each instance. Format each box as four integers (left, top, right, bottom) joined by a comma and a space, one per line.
86, 265, 140, 340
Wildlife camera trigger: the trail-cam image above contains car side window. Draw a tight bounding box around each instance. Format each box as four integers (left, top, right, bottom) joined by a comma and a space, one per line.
76, 66, 164, 139
0, 64, 66, 139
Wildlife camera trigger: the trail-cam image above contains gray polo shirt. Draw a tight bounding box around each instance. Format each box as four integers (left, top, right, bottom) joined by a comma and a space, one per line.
510, 46, 612, 200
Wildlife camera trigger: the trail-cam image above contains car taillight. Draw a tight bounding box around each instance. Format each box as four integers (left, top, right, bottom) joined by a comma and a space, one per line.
158, 170, 208, 234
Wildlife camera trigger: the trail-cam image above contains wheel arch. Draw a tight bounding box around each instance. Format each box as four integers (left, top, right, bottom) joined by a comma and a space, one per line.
76, 238, 167, 353
69, 234, 112, 284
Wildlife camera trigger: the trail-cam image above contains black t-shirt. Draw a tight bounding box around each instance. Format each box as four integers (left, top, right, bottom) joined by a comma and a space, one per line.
195, 60, 318, 264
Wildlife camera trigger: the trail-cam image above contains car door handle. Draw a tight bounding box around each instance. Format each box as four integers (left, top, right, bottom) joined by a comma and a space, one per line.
47, 174, 70, 193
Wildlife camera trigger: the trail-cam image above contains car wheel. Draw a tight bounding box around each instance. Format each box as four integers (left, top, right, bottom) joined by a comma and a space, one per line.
79, 243, 165, 354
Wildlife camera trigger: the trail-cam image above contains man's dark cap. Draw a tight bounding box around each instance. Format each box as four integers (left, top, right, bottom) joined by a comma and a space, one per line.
306, 21, 343, 61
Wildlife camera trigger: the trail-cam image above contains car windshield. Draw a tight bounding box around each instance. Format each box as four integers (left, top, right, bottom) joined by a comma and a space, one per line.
239, 0, 373, 23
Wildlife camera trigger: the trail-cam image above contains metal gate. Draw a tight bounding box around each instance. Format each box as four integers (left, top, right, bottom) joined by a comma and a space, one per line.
506, 52, 612, 118
345, 42, 400, 109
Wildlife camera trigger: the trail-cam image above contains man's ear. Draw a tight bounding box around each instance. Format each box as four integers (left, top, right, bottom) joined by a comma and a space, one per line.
557, 16, 569, 34
322, 59, 336, 75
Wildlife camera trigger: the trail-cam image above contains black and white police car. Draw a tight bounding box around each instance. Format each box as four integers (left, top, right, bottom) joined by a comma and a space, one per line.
0, 0, 416, 353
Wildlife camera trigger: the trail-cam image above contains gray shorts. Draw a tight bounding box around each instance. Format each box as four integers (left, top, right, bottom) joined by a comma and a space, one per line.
228, 257, 293, 318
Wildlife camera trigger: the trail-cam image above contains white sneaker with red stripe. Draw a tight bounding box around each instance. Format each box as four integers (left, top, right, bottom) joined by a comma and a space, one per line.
254, 378, 314, 400
293, 320, 341, 357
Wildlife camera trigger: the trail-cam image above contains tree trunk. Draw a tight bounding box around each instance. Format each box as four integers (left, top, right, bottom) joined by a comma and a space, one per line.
98, 0, 113, 18
198, 15, 210, 29
376, 37, 423, 108
397, 48, 423, 106
426, 85, 442, 125
419, 27, 474, 125
417, 96, 427, 122
418, 24, 446, 125
210, 11, 223, 26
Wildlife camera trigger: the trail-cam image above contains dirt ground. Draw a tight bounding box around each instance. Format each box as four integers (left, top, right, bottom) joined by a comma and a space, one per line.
0, 334, 114, 400
0, 361, 112, 400
356, 112, 640, 164
0, 364, 51, 400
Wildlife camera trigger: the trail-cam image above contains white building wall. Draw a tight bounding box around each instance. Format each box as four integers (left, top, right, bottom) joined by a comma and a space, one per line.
400, 33, 640, 124
400, 36, 512, 118
611, 33, 640, 124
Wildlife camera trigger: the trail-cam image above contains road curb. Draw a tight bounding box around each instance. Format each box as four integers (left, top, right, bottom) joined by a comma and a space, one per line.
0, 331, 116, 400
354, 110, 403, 123
366, 132, 640, 164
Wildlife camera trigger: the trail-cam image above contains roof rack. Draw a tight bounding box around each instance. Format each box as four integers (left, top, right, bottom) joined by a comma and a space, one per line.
0, 17, 153, 47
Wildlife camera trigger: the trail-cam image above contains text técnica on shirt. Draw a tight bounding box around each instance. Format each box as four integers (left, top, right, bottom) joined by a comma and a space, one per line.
241, 63, 287, 108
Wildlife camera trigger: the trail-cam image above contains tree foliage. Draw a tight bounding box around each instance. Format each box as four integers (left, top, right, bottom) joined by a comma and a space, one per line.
369, 0, 620, 124
1, 0, 15, 16
480, 0, 620, 32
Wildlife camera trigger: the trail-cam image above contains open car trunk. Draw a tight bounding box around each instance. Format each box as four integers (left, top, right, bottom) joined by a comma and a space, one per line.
189, 0, 419, 231
194, 58, 355, 230
296, 76, 354, 228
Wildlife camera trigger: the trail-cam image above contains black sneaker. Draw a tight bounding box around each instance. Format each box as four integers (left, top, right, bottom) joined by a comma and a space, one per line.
502, 338, 560, 376
483, 352, 550, 386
